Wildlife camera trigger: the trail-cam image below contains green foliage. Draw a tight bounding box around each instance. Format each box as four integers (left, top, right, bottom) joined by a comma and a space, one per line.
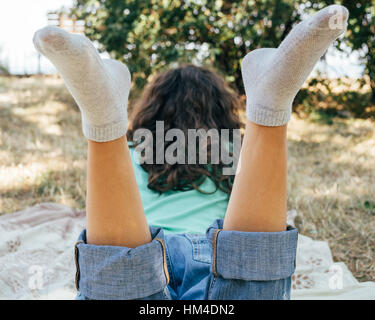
71, 0, 301, 93
308, 0, 375, 102
294, 76, 373, 120
343, 0, 375, 102
69, 0, 375, 117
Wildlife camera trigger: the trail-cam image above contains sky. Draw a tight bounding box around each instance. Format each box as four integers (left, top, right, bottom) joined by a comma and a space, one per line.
0, 0, 73, 74
0, 0, 365, 77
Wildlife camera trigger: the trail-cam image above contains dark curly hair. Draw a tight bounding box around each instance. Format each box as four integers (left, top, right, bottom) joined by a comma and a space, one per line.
127, 64, 243, 194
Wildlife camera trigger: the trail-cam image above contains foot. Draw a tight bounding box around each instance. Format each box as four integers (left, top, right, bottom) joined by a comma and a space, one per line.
242, 5, 349, 126
33, 26, 131, 142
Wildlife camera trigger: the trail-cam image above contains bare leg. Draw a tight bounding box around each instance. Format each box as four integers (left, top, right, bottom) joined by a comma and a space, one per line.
86, 136, 151, 247
224, 5, 348, 233
224, 121, 287, 232
33, 27, 150, 248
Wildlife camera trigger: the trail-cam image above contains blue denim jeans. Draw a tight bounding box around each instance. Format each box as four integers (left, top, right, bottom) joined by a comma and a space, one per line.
74, 219, 297, 300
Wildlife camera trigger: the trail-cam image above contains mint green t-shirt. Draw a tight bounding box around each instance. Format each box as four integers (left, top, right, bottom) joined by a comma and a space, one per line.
129, 147, 229, 234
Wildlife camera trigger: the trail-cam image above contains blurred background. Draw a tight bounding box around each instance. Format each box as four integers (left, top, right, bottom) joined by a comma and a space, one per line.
0, 1, 374, 282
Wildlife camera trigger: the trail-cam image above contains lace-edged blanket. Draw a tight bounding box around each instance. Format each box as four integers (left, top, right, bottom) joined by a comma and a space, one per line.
0, 203, 374, 300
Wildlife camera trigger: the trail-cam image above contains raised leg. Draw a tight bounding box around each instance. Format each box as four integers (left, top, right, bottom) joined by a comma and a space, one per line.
33, 27, 168, 300
33, 26, 151, 247
224, 122, 287, 232
207, 5, 349, 300
86, 136, 151, 247
224, 5, 349, 232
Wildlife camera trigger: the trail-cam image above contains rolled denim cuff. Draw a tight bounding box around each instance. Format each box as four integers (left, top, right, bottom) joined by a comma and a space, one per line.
207, 219, 298, 281
74, 227, 169, 300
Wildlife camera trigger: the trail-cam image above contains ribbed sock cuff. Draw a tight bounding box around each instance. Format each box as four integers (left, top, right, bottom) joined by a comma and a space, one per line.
82, 117, 128, 142
246, 104, 292, 127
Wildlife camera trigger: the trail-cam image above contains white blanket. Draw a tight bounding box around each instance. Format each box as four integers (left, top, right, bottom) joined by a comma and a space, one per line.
0, 203, 374, 300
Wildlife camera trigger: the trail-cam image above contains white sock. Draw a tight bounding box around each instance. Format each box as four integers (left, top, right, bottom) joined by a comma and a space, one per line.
33, 26, 130, 142
242, 5, 349, 126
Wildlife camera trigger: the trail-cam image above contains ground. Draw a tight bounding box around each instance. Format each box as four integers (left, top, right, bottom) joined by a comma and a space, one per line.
0, 76, 374, 282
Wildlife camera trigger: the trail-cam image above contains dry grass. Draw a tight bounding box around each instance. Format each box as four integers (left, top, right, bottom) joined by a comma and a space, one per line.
287, 116, 375, 281
0, 76, 374, 282
0, 76, 87, 212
